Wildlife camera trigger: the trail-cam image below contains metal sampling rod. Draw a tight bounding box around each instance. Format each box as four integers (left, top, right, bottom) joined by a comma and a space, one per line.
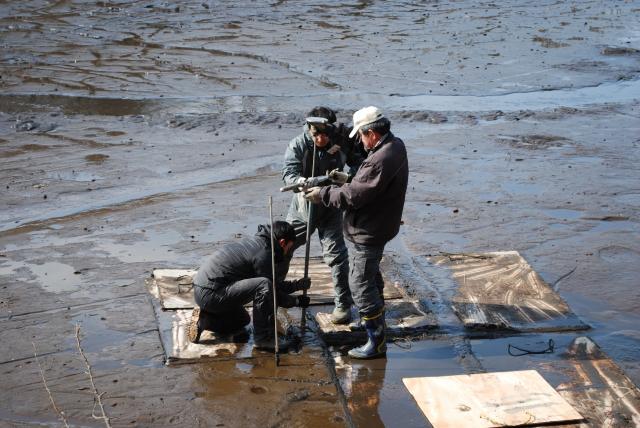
300, 141, 317, 334
268, 196, 280, 366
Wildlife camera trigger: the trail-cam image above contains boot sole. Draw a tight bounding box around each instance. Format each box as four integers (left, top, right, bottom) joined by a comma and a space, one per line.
187, 307, 202, 343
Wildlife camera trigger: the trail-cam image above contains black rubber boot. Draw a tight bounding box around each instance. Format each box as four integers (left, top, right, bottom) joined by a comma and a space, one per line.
348, 310, 386, 359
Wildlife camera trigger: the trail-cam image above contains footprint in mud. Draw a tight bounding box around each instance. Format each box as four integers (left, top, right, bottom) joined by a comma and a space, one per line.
85, 153, 109, 164
598, 245, 640, 264
250, 385, 268, 394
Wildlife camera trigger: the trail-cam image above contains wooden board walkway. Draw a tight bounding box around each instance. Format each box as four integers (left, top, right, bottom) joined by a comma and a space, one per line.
315, 299, 437, 345
152, 303, 296, 365
150, 257, 403, 310
429, 251, 589, 333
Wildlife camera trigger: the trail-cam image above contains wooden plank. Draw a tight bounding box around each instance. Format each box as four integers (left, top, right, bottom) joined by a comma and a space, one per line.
429, 251, 589, 332
403, 370, 585, 428
152, 257, 404, 310
315, 299, 437, 345
555, 336, 640, 427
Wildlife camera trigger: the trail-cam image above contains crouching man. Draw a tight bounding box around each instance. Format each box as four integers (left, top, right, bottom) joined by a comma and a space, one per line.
188, 221, 310, 352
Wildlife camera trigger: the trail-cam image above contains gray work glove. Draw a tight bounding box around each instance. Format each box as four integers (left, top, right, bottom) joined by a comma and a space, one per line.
304, 187, 322, 204
328, 168, 350, 184
296, 295, 310, 308
292, 277, 311, 291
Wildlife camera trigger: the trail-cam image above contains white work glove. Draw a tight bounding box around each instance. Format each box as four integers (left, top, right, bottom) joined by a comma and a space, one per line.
304, 187, 322, 204
292, 176, 307, 193
328, 168, 349, 185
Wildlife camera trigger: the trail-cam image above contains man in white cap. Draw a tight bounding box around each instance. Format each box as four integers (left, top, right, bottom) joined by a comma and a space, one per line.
305, 106, 409, 359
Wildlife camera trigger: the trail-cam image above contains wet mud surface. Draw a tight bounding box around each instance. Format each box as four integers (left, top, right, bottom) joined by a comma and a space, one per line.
1, 0, 640, 426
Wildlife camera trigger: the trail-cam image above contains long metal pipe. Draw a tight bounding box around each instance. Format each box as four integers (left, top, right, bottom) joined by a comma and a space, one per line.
268, 195, 280, 366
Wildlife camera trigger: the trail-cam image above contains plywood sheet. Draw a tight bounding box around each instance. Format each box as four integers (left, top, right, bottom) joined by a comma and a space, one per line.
430, 251, 589, 332
151, 257, 404, 310
315, 299, 437, 345
556, 337, 640, 427
154, 307, 254, 364
151, 268, 197, 309
153, 305, 298, 365
403, 370, 584, 428
286, 256, 403, 304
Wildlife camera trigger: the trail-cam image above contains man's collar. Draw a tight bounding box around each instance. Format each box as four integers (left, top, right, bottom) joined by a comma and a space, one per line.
369, 132, 390, 152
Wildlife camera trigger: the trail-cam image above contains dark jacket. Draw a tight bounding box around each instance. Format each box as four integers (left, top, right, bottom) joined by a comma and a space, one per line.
318, 132, 408, 246
282, 123, 365, 223
193, 225, 298, 307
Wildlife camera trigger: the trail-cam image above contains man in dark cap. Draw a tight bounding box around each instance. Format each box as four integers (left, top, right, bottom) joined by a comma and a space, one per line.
282, 107, 365, 325
189, 221, 310, 351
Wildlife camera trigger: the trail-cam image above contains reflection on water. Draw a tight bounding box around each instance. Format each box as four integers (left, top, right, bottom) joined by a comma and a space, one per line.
341, 358, 387, 428
28, 261, 83, 292
335, 340, 464, 427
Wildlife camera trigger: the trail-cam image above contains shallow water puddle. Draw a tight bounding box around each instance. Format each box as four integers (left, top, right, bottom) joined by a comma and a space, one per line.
29, 261, 83, 292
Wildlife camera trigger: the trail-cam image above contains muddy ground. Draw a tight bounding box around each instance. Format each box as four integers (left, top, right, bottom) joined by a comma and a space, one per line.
1, 1, 639, 427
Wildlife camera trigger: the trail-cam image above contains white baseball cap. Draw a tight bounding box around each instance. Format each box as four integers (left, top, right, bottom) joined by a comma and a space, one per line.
349, 106, 384, 138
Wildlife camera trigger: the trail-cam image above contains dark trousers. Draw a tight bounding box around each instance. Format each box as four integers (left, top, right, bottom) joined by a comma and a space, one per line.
194, 277, 274, 340
287, 203, 352, 308
348, 242, 385, 316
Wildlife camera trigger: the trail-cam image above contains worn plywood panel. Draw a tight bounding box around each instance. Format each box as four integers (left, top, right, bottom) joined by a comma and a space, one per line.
154, 305, 295, 365
151, 268, 197, 309
403, 370, 584, 428
429, 251, 589, 332
287, 256, 403, 304
155, 307, 254, 364
556, 337, 640, 427
151, 257, 403, 310
315, 299, 437, 345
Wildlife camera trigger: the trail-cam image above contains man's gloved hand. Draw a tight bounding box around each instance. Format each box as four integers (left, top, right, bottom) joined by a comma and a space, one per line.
304, 176, 327, 189
292, 177, 307, 193
328, 168, 350, 185
296, 295, 310, 308
304, 187, 322, 203
293, 277, 311, 291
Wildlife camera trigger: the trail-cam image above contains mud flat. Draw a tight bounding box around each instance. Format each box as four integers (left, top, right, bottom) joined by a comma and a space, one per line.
1, 0, 639, 426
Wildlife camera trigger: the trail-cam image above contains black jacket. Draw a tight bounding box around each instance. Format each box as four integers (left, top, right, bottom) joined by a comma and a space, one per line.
318, 132, 408, 246
193, 225, 298, 307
